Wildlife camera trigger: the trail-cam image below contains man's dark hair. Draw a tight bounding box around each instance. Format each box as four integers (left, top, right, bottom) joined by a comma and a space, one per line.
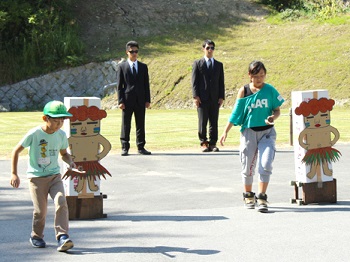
126, 41, 139, 51
202, 39, 215, 48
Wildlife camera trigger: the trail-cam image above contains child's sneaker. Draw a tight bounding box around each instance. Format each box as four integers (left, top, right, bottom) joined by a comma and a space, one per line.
243, 192, 256, 209
29, 236, 46, 248
57, 234, 74, 252
257, 193, 268, 213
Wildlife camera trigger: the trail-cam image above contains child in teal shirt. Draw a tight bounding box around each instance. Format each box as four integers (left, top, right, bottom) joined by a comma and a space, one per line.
220, 61, 284, 212
11, 101, 75, 251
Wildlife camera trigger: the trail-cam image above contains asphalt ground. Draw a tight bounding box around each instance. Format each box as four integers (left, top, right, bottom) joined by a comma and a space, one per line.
1, 143, 349, 262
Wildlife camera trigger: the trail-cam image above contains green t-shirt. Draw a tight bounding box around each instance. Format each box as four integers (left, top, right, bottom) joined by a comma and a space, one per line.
229, 83, 284, 132
20, 126, 69, 178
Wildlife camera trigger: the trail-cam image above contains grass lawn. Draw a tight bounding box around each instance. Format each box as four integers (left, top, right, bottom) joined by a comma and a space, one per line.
1, 107, 349, 159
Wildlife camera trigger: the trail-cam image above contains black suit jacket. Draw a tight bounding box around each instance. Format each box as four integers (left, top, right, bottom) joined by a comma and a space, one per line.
116, 60, 151, 107
191, 58, 225, 102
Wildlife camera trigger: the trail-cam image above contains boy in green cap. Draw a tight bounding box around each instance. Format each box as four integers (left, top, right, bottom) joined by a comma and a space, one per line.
10, 100, 75, 252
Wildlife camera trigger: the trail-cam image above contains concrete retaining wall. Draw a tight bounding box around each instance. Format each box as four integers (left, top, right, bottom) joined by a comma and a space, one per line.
0, 61, 117, 111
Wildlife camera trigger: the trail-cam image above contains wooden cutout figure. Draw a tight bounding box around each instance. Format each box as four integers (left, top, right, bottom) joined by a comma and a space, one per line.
294, 98, 341, 180
62, 105, 112, 197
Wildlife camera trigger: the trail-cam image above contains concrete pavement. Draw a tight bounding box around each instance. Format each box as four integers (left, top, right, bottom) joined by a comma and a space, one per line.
1, 143, 349, 262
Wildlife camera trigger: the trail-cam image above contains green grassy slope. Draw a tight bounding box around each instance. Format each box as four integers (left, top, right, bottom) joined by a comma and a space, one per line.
103, 7, 350, 109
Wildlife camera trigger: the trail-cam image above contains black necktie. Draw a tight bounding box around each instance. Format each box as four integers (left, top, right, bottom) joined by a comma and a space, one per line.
132, 63, 137, 75
208, 59, 213, 80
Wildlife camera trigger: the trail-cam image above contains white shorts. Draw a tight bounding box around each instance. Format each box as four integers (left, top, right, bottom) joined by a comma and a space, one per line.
239, 127, 276, 185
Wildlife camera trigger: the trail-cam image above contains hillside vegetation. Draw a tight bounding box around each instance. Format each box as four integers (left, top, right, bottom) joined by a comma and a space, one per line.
2, 0, 350, 109
72, 0, 349, 109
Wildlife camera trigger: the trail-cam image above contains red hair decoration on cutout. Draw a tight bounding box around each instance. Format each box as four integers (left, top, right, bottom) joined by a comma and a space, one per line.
68, 105, 107, 122
295, 98, 335, 117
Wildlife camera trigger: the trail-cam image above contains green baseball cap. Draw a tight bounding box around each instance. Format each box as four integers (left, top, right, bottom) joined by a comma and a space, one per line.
43, 101, 73, 118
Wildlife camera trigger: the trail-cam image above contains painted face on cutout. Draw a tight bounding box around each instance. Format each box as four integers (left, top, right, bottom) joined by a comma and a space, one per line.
303, 110, 331, 129
70, 119, 100, 137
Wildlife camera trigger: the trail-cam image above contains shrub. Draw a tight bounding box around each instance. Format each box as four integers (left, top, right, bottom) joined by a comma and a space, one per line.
0, 0, 85, 85
259, 0, 350, 19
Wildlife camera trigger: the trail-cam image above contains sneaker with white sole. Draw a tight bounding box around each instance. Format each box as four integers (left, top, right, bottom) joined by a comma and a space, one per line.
57, 234, 74, 252
257, 193, 268, 213
243, 192, 256, 209
29, 237, 46, 248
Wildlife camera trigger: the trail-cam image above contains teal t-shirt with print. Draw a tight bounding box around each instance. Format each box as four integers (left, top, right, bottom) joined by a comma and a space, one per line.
20, 126, 69, 178
229, 83, 284, 132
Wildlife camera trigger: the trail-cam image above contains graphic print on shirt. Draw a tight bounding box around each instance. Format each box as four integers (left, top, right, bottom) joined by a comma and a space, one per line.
38, 139, 51, 171
247, 98, 268, 113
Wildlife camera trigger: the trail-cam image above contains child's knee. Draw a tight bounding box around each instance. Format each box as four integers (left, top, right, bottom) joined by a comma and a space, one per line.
55, 192, 67, 207
242, 175, 254, 185
259, 173, 270, 183
259, 151, 275, 173
260, 162, 273, 173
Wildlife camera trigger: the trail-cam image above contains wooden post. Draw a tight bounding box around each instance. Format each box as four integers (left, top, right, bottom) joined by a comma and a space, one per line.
289, 107, 293, 146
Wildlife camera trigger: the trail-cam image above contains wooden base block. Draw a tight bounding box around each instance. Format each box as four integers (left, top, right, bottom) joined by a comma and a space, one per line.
302, 179, 337, 204
66, 194, 107, 220
291, 179, 337, 205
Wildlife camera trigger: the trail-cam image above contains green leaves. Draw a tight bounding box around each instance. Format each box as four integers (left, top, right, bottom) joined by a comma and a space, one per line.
0, 0, 85, 85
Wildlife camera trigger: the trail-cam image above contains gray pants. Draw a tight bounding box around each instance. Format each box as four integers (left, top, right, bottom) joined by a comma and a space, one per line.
239, 127, 276, 185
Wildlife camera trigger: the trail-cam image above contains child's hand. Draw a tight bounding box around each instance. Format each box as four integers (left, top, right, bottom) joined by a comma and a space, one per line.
10, 174, 20, 188
265, 115, 275, 125
220, 133, 227, 146
68, 161, 77, 169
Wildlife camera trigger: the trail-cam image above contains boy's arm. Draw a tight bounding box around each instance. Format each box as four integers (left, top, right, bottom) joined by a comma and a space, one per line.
11, 144, 24, 188
60, 149, 76, 169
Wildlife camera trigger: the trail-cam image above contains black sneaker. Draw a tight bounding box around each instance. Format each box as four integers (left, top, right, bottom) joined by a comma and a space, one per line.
29, 237, 46, 248
243, 192, 256, 209
57, 234, 74, 252
256, 193, 269, 213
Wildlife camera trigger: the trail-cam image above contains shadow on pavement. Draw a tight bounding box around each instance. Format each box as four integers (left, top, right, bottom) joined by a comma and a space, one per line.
67, 245, 220, 258
142, 151, 239, 156
272, 201, 350, 213
105, 214, 229, 222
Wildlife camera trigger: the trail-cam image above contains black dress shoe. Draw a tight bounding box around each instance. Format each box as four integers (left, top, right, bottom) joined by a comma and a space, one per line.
209, 145, 219, 152
138, 148, 151, 155
121, 149, 129, 156
201, 142, 209, 152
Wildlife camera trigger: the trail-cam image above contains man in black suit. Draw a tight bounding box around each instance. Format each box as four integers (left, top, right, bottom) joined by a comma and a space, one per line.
192, 39, 225, 152
116, 41, 151, 156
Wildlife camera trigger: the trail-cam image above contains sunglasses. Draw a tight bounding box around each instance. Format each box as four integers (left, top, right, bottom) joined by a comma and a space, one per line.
205, 46, 215, 50
128, 50, 139, 54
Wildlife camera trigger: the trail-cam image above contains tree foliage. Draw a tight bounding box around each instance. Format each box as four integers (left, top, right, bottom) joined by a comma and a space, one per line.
259, 0, 350, 15
0, 0, 85, 85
